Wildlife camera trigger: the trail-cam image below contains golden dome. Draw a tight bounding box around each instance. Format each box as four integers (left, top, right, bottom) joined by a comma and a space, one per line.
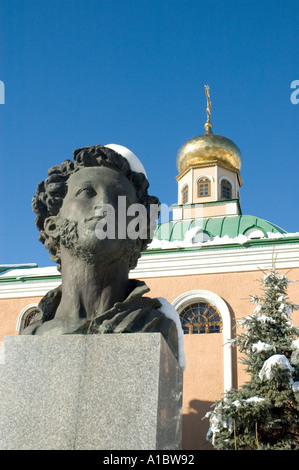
177, 86, 242, 174
176, 131, 242, 174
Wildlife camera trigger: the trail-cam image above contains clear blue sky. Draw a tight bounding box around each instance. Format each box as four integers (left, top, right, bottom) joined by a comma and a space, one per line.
0, 0, 298, 268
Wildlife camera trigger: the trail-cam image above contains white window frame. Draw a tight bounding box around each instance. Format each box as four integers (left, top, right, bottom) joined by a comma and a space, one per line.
172, 290, 233, 392
16, 303, 39, 332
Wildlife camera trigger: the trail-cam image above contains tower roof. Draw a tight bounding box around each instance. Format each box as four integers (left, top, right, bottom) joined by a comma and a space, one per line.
176, 133, 242, 174
176, 85, 242, 174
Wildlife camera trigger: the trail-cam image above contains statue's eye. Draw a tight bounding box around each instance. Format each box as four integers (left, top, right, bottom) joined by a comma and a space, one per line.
76, 186, 97, 198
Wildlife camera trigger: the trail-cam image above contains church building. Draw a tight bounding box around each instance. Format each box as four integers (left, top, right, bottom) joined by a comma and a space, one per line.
1, 89, 299, 450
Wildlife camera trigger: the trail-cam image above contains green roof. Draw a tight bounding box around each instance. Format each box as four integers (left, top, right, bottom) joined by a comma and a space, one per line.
154, 215, 286, 242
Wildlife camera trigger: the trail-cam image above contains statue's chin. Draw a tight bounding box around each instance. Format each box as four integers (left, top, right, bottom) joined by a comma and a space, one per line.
60, 224, 128, 266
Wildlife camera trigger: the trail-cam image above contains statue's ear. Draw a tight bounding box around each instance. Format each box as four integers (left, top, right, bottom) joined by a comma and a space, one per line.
44, 216, 60, 238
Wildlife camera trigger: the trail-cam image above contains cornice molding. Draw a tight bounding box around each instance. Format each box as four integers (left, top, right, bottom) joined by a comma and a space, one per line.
131, 243, 299, 278
0, 243, 298, 298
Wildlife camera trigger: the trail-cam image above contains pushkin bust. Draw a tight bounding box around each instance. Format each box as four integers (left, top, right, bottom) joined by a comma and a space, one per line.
21, 144, 180, 362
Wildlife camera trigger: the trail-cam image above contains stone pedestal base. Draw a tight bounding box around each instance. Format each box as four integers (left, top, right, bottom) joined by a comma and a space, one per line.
0, 333, 182, 450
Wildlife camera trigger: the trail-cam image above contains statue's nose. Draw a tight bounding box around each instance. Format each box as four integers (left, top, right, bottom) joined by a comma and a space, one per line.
94, 203, 109, 217
92, 190, 112, 210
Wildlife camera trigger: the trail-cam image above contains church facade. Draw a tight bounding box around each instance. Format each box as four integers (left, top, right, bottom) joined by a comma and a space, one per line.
1, 108, 299, 450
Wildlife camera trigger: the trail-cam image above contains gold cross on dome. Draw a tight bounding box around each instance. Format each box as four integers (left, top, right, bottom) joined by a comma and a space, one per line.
204, 85, 212, 134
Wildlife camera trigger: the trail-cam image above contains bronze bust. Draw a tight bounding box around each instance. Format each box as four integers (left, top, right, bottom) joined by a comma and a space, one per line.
22, 145, 181, 363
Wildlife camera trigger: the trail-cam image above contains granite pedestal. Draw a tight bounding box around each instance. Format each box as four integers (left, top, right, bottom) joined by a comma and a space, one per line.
0, 333, 182, 450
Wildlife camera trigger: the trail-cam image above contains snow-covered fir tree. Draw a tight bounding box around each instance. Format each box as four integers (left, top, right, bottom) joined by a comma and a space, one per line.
206, 268, 299, 450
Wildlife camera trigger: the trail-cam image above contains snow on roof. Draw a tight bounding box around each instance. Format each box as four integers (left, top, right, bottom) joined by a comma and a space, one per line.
0, 265, 59, 279
148, 226, 299, 251
0, 263, 38, 274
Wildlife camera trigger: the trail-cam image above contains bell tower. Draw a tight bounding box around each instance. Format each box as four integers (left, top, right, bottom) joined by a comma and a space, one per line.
173, 86, 243, 221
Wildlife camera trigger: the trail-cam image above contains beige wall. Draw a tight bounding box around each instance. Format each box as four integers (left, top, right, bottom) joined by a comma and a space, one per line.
180, 201, 239, 219
141, 268, 299, 449
1, 267, 298, 450
0, 296, 41, 340
182, 334, 223, 449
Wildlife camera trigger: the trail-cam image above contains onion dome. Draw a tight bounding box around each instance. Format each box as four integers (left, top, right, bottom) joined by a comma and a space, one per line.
176, 132, 242, 174
176, 85, 242, 174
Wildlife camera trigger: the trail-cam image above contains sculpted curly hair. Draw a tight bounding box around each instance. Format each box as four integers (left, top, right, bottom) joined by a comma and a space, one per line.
32, 145, 160, 271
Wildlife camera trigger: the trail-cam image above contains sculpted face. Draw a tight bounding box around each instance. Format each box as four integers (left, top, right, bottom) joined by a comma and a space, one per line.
57, 166, 138, 263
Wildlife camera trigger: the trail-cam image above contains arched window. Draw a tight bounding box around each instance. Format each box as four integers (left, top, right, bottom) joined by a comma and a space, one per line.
197, 177, 210, 197
189, 228, 211, 243
172, 290, 233, 392
16, 304, 39, 333
180, 302, 222, 334
243, 228, 265, 239
221, 179, 232, 199
182, 185, 189, 204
